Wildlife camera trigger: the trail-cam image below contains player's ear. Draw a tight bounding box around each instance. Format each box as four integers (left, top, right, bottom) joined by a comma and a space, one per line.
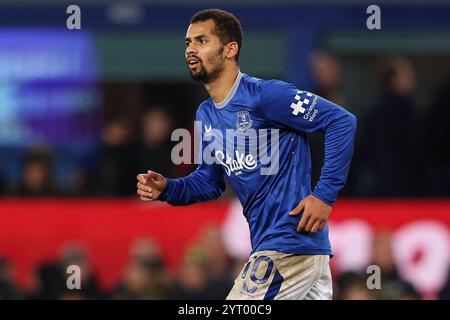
225, 41, 239, 60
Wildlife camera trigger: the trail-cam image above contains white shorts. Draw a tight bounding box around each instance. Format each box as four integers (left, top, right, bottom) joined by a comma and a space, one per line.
226, 250, 332, 300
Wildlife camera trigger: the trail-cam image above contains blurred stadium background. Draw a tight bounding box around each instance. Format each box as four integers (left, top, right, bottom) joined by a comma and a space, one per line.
0, 0, 449, 300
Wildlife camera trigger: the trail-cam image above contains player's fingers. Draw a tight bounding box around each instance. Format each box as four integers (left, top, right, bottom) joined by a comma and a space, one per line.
137, 174, 148, 184
149, 171, 165, 184
289, 200, 305, 216
147, 171, 160, 185
147, 170, 160, 179
137, 189, 152, 198
318, 221, 326, 231
304, 216, 317, 232
140, 196, 152, 202
310, 220, 322, 233
137, 182, 152, 192
297, 212, 310, 232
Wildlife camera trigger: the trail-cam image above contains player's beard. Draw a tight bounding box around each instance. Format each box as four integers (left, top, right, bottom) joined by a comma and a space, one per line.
189, 47, 224, 84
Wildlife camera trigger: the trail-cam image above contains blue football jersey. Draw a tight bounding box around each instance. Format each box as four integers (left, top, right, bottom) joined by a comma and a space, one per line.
160, 71, 356, 256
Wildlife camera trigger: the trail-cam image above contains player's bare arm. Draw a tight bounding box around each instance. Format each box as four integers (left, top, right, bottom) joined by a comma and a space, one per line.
136, 170, 167, 201
289, 195, 332, 233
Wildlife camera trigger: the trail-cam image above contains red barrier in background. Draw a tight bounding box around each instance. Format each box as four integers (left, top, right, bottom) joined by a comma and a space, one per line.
330, 199, 450, 297
0, 198, 449, 294
0, 199, 229, 291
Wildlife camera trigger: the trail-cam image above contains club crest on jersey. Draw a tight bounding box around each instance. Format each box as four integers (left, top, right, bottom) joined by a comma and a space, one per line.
236, 110, 253, 132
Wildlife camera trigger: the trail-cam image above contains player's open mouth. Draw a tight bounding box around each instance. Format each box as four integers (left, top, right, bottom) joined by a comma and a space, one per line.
187, 57, 200, 70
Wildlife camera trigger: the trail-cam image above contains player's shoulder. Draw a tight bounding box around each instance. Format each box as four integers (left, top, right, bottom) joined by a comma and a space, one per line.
259, 78, 298, 94
242, 75, 298, 98
195, 98, 214, 120
240, 74, 285, 89
240, 73, 263, 87
239, 74, 296, 98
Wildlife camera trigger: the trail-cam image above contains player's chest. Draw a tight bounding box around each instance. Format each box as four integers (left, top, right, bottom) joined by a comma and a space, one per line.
205, 103, 269, 134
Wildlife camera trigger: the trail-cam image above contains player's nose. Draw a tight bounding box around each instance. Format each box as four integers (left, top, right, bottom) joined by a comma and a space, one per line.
185, 45, 197, 57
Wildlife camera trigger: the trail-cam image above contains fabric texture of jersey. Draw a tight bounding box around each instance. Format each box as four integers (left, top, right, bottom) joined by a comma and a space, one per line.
159, 72, 357, 256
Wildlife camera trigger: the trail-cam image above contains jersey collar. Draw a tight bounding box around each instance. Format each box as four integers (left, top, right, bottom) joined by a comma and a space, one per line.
214, 70, 244, 109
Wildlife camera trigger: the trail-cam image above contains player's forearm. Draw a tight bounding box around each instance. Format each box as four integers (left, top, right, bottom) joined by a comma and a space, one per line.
313, 111, 357, 206
158, 170, 226, 206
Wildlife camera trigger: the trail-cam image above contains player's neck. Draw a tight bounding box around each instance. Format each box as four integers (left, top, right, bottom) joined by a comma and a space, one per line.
205, 65, 239, 104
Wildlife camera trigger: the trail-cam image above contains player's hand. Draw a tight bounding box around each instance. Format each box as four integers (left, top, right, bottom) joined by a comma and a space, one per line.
289, 194, 332, 233
136, 170, 168, 202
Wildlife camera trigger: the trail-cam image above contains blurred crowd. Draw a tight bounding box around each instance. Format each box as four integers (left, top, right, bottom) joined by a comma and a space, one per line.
308, 53, 450, 198
0, 54, 449, 198
0, 107, 181, 198
0, 53, 449, 301
0, 227, 237, 300
0, 226, 449, 300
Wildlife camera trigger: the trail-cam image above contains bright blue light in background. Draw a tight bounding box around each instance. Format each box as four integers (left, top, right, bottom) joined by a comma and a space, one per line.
0, 28, 102, 146
0, 28, 102, 188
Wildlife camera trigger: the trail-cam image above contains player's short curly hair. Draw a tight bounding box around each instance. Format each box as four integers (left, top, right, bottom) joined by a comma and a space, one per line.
191, 8, 243, 62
